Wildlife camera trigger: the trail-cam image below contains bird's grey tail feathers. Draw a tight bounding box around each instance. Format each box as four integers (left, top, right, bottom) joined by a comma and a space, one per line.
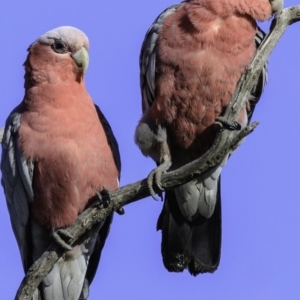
157, 179, 221, 275
31, 214, 112, 300
33, 280, 89, 300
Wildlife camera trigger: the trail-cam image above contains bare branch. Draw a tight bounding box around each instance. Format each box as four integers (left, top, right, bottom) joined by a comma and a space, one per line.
9, 5, 300, 300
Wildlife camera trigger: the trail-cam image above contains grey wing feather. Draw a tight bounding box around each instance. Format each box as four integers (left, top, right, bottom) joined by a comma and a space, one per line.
1, 105, 34, 272
139, 4, 181, 112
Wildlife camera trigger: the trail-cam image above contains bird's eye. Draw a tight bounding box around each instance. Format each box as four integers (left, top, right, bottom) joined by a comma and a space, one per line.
51, 40, 69, 54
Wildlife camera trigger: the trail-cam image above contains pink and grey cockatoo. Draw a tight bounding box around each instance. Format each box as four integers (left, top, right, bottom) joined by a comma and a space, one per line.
1, 26, 121, 299
135, 0, 282, 275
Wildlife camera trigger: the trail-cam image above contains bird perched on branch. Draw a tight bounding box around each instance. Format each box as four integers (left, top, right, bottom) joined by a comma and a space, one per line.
1, 26, 121, 299
135, 0, 282, 275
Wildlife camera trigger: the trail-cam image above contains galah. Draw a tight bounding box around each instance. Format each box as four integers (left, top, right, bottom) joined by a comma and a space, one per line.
135, 0, 282, 275
1, 26, 121, 299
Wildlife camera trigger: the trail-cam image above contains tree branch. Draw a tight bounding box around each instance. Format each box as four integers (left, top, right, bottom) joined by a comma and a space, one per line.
5, 5, 300, 300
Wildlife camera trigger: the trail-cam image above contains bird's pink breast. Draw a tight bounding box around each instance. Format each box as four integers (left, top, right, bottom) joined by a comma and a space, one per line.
150, 1, 268, 156
19, 83, 118, 229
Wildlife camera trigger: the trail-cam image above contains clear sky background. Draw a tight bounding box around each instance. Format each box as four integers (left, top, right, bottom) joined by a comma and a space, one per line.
0, 1, 300, 299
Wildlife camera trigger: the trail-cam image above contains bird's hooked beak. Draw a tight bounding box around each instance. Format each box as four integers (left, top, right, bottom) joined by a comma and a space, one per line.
71, 47, 89, 74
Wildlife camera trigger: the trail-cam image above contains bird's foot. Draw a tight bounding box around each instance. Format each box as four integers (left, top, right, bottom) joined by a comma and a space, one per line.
96, 189, 125, 215
52, 229, 74, 251
269, 0, 283, 14
215, 117, 241, 132
148, 160, 172, 201
96, 189, 111, 208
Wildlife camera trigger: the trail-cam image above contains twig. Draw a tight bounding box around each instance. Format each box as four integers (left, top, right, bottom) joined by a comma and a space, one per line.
11, 5, 300, 300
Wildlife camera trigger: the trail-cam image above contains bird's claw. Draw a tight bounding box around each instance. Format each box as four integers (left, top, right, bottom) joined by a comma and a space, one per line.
52, 229, 73, 251
97, 189, 125, 215
147, 161, 172, 201
215, 117, 241, 131
96, 188, 111, 208
147, 170, 162, 201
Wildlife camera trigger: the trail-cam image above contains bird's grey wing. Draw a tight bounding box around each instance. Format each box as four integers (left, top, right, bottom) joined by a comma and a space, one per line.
139, 4, 181, 113
1, 105, 34, 272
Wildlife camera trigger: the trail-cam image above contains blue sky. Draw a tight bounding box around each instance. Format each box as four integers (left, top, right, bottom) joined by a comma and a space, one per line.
1, 1, 300, 299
